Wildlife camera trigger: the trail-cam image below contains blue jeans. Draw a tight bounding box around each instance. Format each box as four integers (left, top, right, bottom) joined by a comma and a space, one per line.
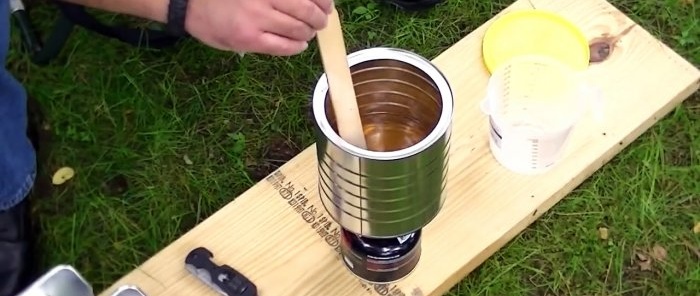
1, 0, 37, 211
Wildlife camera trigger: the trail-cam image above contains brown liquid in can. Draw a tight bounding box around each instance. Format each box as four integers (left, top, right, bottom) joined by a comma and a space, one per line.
325, 59, 443, 152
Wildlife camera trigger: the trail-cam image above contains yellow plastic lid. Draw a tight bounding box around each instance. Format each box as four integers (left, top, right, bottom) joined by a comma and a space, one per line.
482, 9, 590, 74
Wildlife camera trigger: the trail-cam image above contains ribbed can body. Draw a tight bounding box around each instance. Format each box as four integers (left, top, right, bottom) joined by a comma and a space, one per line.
311, 47, 453, 238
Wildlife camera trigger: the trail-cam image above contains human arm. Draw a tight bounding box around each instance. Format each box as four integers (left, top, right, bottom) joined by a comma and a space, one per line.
59, 0, 334, 56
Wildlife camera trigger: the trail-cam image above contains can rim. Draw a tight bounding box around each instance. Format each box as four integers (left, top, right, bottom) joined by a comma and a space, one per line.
312, 47, 454, 161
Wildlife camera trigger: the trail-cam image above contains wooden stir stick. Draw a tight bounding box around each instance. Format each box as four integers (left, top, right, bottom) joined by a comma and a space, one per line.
315, 7, 368, 149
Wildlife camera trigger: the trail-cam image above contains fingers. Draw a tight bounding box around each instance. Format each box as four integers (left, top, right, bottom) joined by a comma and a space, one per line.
263, 10, 316, 42
312, 0, 334, 14
184, 0, 329, 56
254, 32, 309, 56
272, 0, 331, 30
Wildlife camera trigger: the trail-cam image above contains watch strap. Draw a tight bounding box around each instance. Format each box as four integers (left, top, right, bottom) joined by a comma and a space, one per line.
166, 0, 189, 36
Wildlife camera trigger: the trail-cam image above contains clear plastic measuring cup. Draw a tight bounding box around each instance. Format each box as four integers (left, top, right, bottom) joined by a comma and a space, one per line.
481, 55, 593, 175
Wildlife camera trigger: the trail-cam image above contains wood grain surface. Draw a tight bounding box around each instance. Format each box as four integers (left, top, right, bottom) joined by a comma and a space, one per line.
98, 0, 700, 295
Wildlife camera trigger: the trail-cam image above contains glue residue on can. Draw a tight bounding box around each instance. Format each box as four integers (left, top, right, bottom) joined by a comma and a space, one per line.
340, 228, 422, 284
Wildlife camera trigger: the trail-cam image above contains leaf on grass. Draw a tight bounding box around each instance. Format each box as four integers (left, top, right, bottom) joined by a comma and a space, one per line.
52, 167, 75, 185
183, 155, 193, 165
635, 251, 648, 261
693, 221, 700, 234
680, 0, 694, 6
634, 245, 667, 271
682, 240, 700, 259
635, 251, 653, 271
229, 132, 246, 155
353, 6, 368, 15
598, 227, 609, 240
638, 259, 653, 271
651, 244, 667, 262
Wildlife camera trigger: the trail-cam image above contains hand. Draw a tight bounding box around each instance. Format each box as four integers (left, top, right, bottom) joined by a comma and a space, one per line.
184, 0, 334, 56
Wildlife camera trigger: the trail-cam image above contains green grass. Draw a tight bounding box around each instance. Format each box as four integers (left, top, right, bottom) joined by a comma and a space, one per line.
7, 0, 700, 295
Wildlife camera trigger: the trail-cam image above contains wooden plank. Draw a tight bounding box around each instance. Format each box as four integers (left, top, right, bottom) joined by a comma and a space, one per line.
99, 0, 700, 295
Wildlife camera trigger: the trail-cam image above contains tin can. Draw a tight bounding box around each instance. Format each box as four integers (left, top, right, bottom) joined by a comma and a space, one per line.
311, 47, 453, 238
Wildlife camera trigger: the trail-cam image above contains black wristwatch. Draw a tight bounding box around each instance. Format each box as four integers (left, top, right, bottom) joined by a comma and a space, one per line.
166, 0, 190, 36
